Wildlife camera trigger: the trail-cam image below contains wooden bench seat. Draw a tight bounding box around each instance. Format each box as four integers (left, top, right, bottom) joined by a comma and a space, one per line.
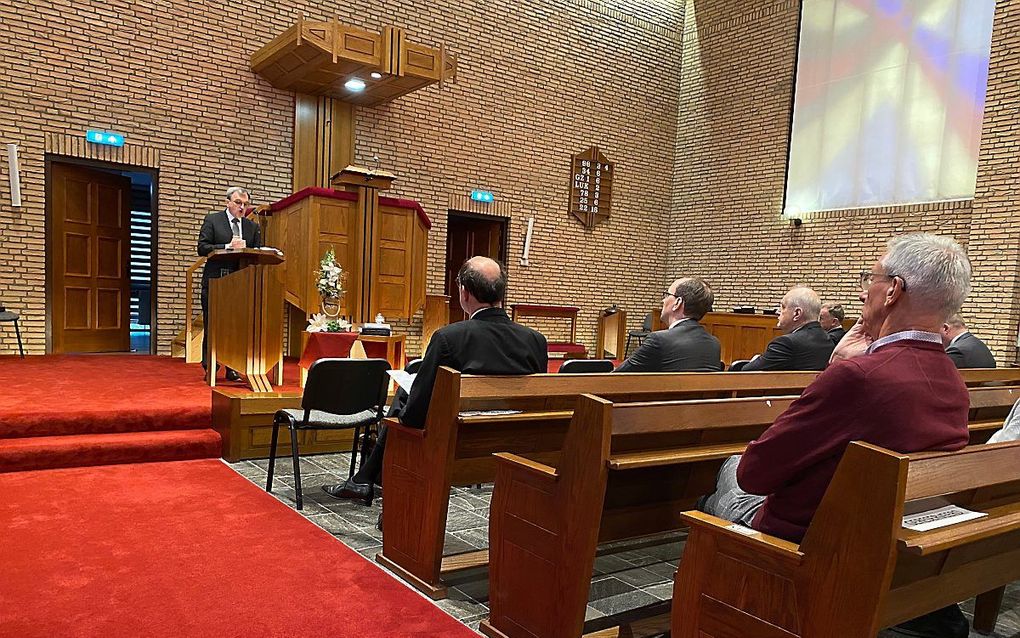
380, 368, 1020, 600
672, 440, 1020, 637
481, 384, 1020, 638
378, 368, 823, 598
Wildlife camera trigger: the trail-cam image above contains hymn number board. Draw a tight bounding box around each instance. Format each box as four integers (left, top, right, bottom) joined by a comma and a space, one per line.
569, 146, 614, 230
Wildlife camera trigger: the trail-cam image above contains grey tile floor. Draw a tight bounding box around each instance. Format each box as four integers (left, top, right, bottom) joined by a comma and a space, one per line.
229, 452, 1020, 637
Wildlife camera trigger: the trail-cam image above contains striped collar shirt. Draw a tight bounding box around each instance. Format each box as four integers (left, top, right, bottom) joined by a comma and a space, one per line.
866, 330, 942, 355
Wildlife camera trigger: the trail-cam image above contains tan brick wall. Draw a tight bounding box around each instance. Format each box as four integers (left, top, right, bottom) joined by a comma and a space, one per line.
669, 0, 1017, 363
0, 0, 683, 358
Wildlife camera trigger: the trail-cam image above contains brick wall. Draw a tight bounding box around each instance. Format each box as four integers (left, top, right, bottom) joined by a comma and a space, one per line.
669, 0, 1018, 363
0, 0, 684, 357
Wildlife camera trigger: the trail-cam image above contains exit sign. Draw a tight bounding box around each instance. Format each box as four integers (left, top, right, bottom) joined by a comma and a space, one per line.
86, 130, 125, 147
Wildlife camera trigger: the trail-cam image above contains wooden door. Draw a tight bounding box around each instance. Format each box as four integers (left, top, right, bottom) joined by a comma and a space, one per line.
50, 163, 131, 353
444, 213, 506, 324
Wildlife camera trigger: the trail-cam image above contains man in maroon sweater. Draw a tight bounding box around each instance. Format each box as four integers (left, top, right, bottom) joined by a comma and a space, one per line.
700, 232, 973, 638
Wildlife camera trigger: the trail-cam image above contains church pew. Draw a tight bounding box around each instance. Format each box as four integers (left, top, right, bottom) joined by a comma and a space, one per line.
479, 385, 1020, 638
377, 367, 823, 598
480, 393, 796, 638
378, 367, 1020, 599
671, 440, 1020, 638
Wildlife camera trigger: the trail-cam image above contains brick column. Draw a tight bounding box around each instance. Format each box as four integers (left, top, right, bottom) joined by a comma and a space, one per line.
965, 0, 1020, 364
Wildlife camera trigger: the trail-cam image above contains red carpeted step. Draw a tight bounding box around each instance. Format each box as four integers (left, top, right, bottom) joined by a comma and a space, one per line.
0, 429, 221, 473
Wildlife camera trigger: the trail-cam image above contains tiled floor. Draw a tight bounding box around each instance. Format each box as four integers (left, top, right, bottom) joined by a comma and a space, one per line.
228, 452, 1020, 637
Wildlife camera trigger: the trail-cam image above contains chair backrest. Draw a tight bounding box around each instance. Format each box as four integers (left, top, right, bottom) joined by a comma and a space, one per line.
642, 312, 653, 331
559, 359, 615, 374
303, 358, 391, 415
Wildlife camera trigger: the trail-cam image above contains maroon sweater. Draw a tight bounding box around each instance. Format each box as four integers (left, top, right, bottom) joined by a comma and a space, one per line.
736, 339, 970, 543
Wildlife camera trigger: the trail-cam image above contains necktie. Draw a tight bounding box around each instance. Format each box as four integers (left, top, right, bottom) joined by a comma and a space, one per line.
231, 217, 241, 238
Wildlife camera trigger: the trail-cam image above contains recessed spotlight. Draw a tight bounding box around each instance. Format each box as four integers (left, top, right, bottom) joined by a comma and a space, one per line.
344, 78, 366, 92
370, 72, 383, 80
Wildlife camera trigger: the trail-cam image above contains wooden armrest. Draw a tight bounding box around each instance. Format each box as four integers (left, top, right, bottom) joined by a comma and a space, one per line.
494, 452, 559, 480
385, 417, 425, 440
898, 502, 1020, 556
458, 410, 572, 425
681, 510, 804, 563
608, 442, 748, 470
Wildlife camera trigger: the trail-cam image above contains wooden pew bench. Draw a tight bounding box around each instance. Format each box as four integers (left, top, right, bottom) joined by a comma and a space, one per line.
481, 393, 796, 638
480, 384, 1020, 638
378, 368, 823, 598
671, 440, 1020, 638
378, 368, 1020, 599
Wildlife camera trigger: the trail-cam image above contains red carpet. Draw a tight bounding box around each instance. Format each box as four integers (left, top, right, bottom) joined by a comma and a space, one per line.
0, 354, 298, 472
0, 459, 476, 637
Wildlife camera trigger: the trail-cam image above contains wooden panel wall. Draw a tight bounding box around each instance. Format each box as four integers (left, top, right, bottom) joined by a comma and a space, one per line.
293, 94, 355, 190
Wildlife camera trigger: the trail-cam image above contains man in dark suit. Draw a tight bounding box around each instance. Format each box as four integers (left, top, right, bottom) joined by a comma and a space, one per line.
615, 277, 721, 372
819, 303, 846, 345
323, 256, 548, 504
197, 186, 261, 381
740, 287, 833, 371
942, 314, 996, 368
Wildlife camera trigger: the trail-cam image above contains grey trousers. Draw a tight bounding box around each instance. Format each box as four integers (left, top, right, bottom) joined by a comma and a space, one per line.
700, 455, 765, 526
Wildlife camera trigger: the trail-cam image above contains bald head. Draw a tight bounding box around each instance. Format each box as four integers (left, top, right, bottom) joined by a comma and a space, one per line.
777, 286, 821, 333
457, 256, 507, 311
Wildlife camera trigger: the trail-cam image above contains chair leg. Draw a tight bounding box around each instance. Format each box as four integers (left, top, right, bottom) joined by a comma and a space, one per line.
289, 427, 303, 510
624, 334, 632, 356
348, 425, 361, 479
266, 421, 280, 493
14, 319, 24, 358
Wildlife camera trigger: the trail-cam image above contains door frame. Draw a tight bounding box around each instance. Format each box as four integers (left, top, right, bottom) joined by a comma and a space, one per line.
45, 156, 160, 354
444, 210, 510, 314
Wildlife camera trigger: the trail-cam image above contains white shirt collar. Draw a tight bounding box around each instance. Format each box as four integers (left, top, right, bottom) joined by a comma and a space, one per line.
948, 331, 969, 348
469, 307, 497, 320
225, 209, 242, 225
668, 317, 691, 329
866, 330, 942, 354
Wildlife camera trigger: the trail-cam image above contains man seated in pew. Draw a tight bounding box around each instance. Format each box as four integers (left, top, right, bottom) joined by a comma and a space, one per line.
614, 277, 721, 372
819, 303, 846, 345
323, 256, 548, 504
700, 233, 973, 638
738, 286, 833, 371
941, 313, 996, 368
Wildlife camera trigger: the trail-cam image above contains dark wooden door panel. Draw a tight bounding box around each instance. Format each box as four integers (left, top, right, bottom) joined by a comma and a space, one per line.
50, 163, 131, 353
444, 214, 507, 324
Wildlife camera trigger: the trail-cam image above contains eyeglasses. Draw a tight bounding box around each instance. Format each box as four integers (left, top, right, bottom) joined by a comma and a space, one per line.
230, 199, 248, 206
662, 290, 677, 300
859, 270, 906, 291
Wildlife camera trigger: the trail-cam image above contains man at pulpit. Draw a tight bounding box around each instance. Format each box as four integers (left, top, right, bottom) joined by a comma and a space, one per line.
197, 186, 262, 380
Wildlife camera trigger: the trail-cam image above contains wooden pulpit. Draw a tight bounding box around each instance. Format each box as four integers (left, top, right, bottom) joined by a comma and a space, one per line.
206, 248, 285, 392
595, 306, 627, 360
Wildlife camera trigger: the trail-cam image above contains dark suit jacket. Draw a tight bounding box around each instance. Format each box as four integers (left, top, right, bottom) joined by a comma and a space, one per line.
946, 331, 996, 369
400, 307, 548, 428
740, 321, 833, 372
615, 319, 722, 372
198, 211, 262, 285
827, 326, 846, 345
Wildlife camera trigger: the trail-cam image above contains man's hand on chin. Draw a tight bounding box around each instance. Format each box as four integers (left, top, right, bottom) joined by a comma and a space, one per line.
830, 317, 872, 363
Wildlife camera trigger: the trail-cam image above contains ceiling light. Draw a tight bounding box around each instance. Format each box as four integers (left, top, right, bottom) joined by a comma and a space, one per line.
344, 78, 366, 92
370, 72, 383, 80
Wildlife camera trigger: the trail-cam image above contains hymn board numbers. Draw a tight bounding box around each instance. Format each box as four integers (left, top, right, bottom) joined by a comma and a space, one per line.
569, 146, 614, 230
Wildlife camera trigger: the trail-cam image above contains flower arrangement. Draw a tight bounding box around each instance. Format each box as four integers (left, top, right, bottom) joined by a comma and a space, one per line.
315, 248, 345, 299
307, 313, 352, 333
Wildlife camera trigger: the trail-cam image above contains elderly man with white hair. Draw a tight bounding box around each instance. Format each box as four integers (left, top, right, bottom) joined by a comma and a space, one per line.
700, 233, 973, 638
738, 286, 833, 371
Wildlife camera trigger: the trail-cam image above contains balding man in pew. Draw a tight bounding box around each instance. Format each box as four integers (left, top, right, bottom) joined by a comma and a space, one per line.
700, 233, 973, 638
323, 256, 547, 505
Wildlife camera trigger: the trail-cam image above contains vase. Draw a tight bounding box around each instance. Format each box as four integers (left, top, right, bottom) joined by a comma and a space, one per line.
321, 296, 341, 318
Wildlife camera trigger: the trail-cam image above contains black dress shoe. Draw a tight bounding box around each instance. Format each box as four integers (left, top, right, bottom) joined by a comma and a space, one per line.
322, 478, 374, 505
888, 605, 969, 638
225, 369, 242, 382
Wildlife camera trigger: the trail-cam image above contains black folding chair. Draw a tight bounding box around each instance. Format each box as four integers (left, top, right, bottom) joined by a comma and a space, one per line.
266, 358, 390, 510
558, 359, 615, 373
625, 312, 654, 356
0, 309, 24, 358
